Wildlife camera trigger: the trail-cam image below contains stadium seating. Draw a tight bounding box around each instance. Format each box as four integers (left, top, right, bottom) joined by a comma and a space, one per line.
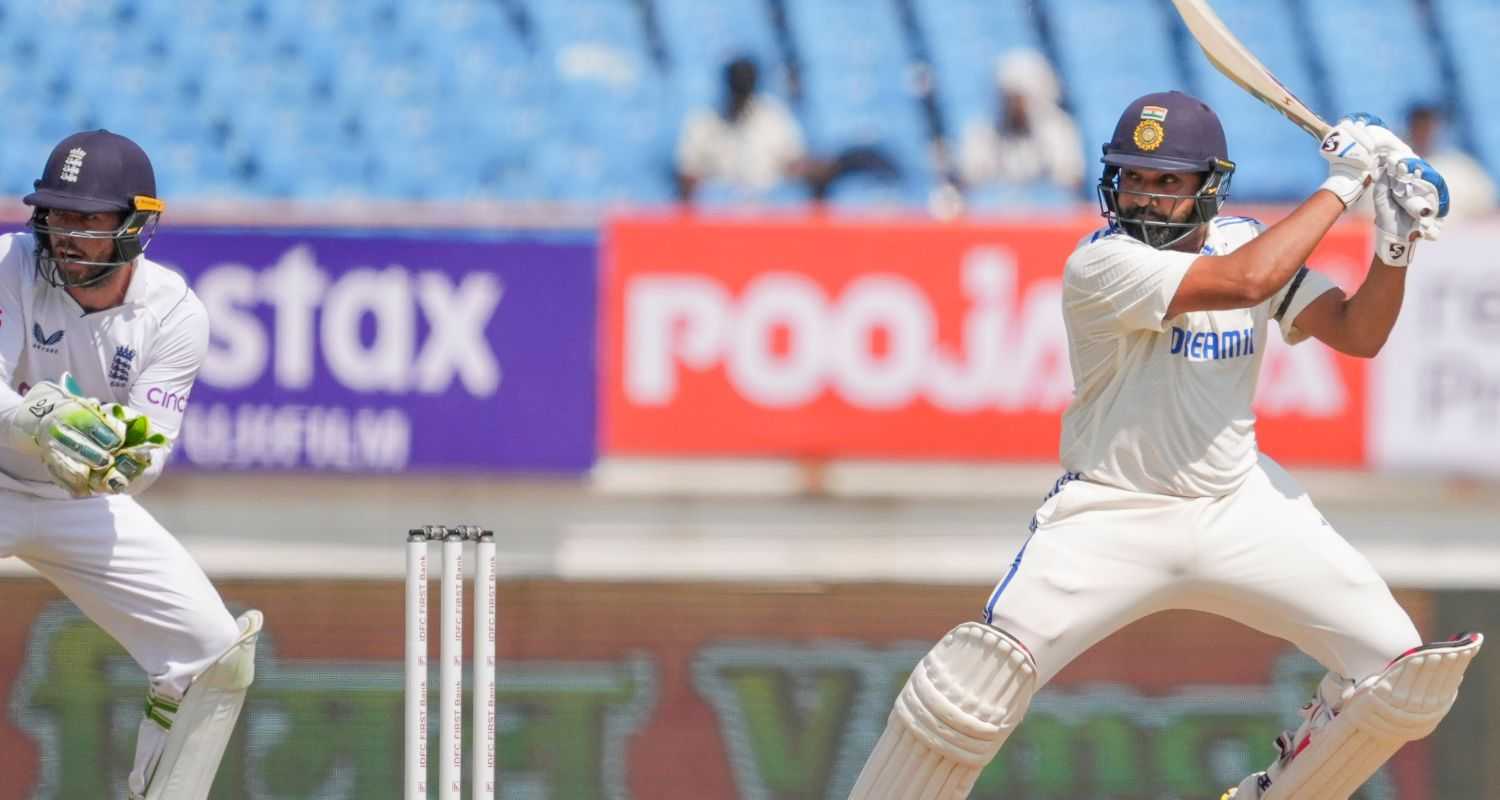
908, 0, 1041, 140
0, 0, 1488, 210
1429, 0, 1500, 177
1045, 0, 1183, 174
1301, 0, 1443, 127
1168, 0, 1327, 201
782, 0, 934, 208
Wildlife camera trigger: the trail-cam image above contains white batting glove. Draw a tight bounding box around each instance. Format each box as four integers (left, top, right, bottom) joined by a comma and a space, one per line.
1389, 156, 1449, 230
1318, 115, 1380, 208
1357, 123, 1445, 220
1372, 173, 1421, 267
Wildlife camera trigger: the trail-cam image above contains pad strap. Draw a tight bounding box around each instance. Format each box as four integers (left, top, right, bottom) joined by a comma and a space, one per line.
1264, 632, 1482, 800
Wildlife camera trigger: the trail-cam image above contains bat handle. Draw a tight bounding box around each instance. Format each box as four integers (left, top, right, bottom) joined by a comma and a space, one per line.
1399, 195, 1434, 218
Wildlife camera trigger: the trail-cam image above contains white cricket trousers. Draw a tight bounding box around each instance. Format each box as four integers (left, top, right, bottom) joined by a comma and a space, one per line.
0, 488, 240, 699
984, 455, 1421, 687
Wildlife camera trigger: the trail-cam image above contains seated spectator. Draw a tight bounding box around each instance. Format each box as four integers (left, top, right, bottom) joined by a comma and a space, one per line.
957, 49, 1083, 193
1405, 103, 1496, 219
675, 56, 811, 203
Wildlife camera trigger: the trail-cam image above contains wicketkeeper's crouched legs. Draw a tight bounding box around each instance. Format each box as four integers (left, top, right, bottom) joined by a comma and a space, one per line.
1226, 632, 1484, 800
847, 622, 1038, 800
131, 609, 263, 800
10, 494, 248, 798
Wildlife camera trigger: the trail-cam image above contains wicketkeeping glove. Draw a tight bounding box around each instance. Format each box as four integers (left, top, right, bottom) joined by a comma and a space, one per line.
89, 403, 169, 494
11, 373, 126, 497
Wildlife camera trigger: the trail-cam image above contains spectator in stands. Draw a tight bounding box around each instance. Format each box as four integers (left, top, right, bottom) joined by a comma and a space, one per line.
957, 49, 1083, 193
675, 55, 812, 203
1405, 103, 1496, 219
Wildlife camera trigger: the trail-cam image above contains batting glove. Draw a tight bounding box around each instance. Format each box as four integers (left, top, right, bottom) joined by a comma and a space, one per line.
1372, 158, 1449, 266
1390, 156, 1449, 226
1357, 124, 1447, 220
1318, 114, 1381, 208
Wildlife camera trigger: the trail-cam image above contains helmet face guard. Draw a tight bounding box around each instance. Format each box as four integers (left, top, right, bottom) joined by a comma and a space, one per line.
1096, 91, 1235, 249
28, 195, 164, 288
1097, 159, 1234, 249
22, 129, 163, 289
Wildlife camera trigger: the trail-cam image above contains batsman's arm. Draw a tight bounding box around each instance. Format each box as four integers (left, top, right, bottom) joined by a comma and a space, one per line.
1166, 118, 1377, 318
1165, 190, 1345, 317
1289, 160, 1446, 358
1285, 256, 1405, 359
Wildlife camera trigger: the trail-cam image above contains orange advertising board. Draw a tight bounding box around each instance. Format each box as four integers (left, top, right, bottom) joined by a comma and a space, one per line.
603, 216, 1370, 464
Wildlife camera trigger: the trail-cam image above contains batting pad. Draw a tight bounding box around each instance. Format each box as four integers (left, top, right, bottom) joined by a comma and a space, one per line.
144, 610, 263, 800
1265, 632, 1483, 800
848, 621, 1037, 800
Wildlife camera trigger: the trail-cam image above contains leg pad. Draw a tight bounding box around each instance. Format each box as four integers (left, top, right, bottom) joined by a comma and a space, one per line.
848, 622, 1037, 800
1264, 633, 1483, 800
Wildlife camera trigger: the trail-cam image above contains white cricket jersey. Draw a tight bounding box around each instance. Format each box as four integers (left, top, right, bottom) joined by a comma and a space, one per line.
1058, 216, 1337, 497
0, 232, 208, 497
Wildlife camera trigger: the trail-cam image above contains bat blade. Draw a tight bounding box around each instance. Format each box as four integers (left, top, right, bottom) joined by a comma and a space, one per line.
1170, 0, 1330, 140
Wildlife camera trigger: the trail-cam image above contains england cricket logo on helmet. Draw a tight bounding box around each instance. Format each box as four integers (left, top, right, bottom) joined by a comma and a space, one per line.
23, 129, 165, 288
1097, 91, 1236, 249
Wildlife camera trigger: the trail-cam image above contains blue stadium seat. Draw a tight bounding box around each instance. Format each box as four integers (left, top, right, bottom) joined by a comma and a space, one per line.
1168, 0, 1325, 201
653, 0, 784, 114
1301, 0, 1443, 124
525, 0, 674, 204
1046, 0, 1183, 172
909, 0, 1040, 139
0, 0, 1470, 207
966, 181, 1079, 214
1429, 0, 1500, 177
783, 0, 933, 203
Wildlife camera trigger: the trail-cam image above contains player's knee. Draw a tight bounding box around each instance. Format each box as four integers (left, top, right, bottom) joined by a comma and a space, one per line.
893, 621, 1038, 765
180, 608, 242, 679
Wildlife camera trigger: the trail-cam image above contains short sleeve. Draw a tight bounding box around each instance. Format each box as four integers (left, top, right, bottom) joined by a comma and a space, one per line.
1063, 236, 1197, 334
1269, 266, 1339, 345
675, 111, 722, 179
760, 97, 806, 167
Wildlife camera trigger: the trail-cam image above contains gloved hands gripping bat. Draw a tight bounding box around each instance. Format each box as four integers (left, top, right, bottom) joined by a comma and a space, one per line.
1356, 117, 1451, 266
10, 373, 169, 497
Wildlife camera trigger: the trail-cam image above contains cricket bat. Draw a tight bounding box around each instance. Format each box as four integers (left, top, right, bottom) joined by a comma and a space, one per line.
1171, 0, 1434, 216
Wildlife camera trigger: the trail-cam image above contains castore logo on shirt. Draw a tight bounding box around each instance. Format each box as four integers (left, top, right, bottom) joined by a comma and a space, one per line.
32, 323, 64, 353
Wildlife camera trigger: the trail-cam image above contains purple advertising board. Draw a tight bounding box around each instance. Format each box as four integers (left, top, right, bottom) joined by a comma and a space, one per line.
146, 229, 597, 474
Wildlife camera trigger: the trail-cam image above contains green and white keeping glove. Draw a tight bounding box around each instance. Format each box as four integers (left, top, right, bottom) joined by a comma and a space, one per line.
89, 403, 169, 494
12, 373, 126, 497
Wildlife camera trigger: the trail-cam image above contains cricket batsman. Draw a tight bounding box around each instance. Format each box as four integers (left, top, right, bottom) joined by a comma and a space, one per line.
847, 91, 1482, 799
0, 129, 260, 799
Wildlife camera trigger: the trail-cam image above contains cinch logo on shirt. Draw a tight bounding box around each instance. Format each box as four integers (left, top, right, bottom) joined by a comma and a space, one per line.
32, 323, 64, 353
1169, 326, 1255, 361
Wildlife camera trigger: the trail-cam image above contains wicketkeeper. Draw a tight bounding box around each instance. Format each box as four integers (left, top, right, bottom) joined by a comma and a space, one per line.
0, 129, 260, 799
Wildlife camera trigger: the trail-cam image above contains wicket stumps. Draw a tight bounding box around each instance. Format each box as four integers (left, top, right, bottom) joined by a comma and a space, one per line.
405, 525, 496, 800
